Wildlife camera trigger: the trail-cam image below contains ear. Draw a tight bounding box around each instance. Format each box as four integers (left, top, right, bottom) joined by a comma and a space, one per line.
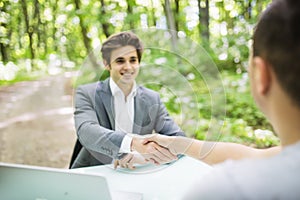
253, 57, 271, 95
103, 60, 111, 70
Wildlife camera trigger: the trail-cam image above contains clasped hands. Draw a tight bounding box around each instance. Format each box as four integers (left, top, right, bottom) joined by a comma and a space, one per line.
114, 134, 191, 170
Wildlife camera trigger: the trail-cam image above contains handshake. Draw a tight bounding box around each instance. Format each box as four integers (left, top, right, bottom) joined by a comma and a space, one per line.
114, 135, 193, 170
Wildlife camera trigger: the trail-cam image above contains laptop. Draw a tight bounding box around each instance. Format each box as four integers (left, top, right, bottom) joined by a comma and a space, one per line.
0, 162, 142, 200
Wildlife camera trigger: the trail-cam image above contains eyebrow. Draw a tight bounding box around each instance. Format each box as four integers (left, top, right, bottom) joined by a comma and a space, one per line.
114, 56, 138, 60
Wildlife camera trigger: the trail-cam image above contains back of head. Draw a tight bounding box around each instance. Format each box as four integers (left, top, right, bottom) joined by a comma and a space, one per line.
101, 31, 144, 65
253, 0, 300, 107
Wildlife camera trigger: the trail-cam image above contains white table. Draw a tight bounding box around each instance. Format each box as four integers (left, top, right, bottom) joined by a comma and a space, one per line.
72, 156, 213, 200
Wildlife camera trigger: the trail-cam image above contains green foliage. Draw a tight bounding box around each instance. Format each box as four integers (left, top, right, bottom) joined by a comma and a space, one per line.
155, 68, 279, 148
0, 72, 38, 86
220, 119, 280, 148
0, 61, 39, 85
226, 90, 270, 129
223, 72, 272, 129
72, 67, 109, 88
0, 58, 75, 86
0, 0, 278, 148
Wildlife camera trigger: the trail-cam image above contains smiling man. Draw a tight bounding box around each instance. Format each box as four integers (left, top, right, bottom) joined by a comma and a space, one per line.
70, 31, 185, 169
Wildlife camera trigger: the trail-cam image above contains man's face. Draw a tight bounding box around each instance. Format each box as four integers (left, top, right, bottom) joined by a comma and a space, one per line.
106, 45, 140, 87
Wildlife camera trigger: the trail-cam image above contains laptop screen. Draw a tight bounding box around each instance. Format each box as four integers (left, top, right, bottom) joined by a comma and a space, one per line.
0, 162, 112, 200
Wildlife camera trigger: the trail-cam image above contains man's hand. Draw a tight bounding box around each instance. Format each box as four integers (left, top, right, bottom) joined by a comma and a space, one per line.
114, 153, 148, 170
142, 134, 193, 155
131, 136, 178, 165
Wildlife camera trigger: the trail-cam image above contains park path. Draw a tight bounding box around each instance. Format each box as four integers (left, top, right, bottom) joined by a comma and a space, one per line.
0, 72, 77, 168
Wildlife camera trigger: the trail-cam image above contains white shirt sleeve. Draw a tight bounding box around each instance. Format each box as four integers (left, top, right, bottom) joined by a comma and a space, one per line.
119, 135, 133, 153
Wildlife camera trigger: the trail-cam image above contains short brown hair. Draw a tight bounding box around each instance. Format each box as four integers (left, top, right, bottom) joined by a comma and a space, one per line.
101, 31, 144, 65
253, 0, 300, 107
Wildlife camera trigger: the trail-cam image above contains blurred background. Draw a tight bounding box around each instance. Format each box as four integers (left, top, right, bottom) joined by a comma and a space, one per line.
0, 0, 279, 168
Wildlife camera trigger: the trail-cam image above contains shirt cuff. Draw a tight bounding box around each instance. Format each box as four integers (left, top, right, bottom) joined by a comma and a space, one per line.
119, 135, 133, 153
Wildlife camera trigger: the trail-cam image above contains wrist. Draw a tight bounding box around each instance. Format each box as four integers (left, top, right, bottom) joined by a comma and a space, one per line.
120, 135, 133, 153
172, 136, 181, 155
131, 137, 137, 152
173, 136, 189, 155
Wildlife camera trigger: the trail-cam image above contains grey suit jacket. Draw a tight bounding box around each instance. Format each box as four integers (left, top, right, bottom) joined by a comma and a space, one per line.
71, 79, 185, 168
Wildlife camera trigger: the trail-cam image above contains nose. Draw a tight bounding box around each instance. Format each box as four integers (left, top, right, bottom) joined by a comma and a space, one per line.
123, 60, 132, 70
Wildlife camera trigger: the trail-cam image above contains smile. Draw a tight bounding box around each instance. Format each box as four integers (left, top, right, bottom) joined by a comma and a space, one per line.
121, 72, 134, 76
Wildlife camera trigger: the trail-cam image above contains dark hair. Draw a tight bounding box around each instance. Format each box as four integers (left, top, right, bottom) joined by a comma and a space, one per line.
253, 0, 300, 107
101, 31, 144, 65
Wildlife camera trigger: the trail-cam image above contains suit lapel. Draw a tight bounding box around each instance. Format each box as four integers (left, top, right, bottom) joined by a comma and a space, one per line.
133, 87, 147, 134
95, 80, 115, 130
95, 80, 147, 134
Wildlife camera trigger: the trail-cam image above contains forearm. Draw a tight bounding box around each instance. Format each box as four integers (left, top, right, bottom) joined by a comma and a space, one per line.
192, 141, 258, 165
175, 137, 281, 165
77, 122, 126, 158
74, 85, 126, 158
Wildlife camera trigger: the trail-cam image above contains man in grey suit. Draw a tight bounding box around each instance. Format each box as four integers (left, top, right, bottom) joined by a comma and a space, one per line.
71, 31, 185, 169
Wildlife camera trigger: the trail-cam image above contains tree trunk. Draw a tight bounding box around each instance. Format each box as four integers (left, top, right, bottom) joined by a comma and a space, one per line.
174, 0, 179, 31
198, 0, 209, 43
74, 0, 99, 69
163, 0, 177, 51
0, 3, 9, 63
74, 0, 91, 52
0, 43, 9, 64
99, 0, 111, 38
246, 0, 252, 19
149, 0, 157, 27
17, 8, 23, 50
21, 0, 35, 61
33, 0, 42, 48
41, 11, 48, 56
52, 0, 58, 52
126, 0, 135, 30
163, 0, 176, 31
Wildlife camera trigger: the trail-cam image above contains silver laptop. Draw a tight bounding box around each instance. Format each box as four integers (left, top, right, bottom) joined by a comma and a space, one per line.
0, 162, 142, 200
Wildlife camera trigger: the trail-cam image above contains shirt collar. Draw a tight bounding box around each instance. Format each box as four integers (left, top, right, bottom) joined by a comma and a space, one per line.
109, 78, 137, 97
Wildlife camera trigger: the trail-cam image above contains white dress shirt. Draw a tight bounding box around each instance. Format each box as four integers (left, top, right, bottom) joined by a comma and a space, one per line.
109, 78, 136, 153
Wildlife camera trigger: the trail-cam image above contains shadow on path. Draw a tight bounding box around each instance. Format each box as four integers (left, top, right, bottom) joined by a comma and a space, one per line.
0, 72, 77, 169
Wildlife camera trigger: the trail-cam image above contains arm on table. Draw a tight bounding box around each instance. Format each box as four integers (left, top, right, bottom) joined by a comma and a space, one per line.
113, 135, 178, 169
144, 134, 281, 165
74, 85, 126, 159
113, 137, 178, 169
114, 152, 148, 170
